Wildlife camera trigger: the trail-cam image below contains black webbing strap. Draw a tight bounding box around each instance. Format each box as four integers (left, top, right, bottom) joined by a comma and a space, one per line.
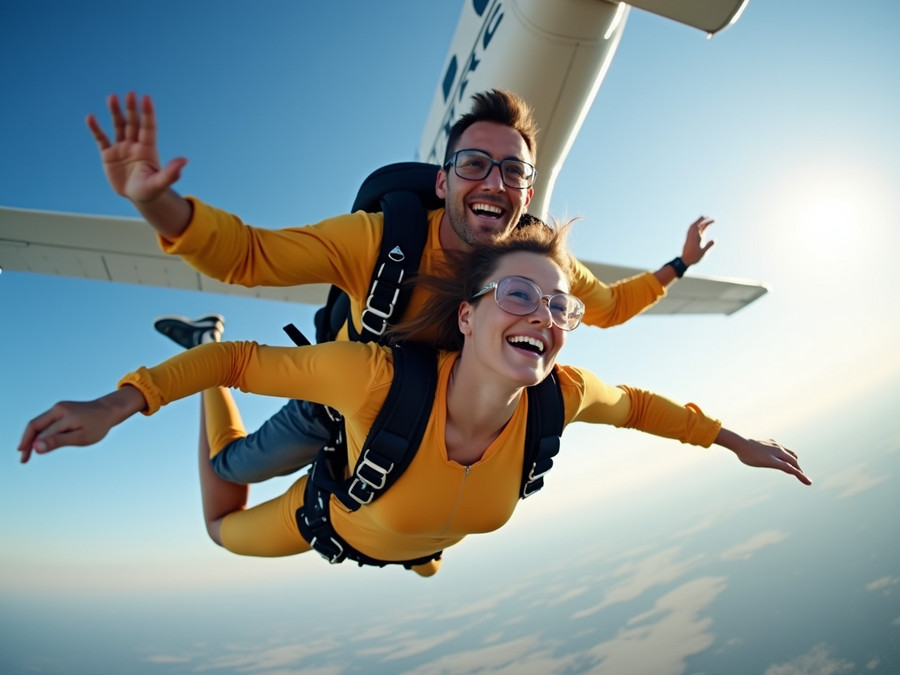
282, 323, 312, 347
303, 342, 438, 514
520, 368, 565, 498
343, 342, 438, 508
354, 191, 429, 342
296, 466, 443, 568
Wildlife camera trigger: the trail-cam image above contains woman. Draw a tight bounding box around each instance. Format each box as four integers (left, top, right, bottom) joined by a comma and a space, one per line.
18, 222, 811, 577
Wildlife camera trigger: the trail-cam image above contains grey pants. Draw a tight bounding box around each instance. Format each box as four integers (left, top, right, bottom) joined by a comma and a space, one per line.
209, 398, 334, 483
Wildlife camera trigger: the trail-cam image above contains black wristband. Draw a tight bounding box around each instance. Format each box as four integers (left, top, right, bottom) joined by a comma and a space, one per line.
667, 256, 688, 278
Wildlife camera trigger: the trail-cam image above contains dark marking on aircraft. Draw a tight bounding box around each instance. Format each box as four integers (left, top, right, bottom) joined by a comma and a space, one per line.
425, 0, 505, 163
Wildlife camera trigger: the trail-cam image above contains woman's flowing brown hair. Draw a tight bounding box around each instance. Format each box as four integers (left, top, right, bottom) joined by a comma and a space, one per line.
387, 216, 576, 351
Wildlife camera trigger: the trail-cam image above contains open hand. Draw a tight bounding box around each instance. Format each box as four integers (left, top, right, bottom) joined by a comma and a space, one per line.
86, 92, 187, 204
681, 216, 715, 266
733, 437, 812, 486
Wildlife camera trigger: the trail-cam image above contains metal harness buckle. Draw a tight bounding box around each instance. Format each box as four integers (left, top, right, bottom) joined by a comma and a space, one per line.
346, 449, 395, 507
356, 451, 394, 490
522, 461, 552, 498
309, 535, 345, 564
359, 264, 404, 336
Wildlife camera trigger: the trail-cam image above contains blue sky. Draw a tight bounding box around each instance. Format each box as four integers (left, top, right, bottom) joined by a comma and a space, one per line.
2, 1, 900, 673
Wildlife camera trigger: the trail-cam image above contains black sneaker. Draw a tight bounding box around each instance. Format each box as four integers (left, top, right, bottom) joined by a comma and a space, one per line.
154, 314, 225, 350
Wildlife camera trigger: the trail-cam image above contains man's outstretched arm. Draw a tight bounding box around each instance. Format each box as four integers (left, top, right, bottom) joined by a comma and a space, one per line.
86, 91, 193, 239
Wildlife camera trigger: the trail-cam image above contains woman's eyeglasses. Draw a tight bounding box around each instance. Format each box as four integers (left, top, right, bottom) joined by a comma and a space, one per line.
471, 275, 584, 331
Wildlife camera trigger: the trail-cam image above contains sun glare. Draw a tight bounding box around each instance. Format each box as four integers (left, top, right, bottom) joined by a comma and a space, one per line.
774, 161, 888, 263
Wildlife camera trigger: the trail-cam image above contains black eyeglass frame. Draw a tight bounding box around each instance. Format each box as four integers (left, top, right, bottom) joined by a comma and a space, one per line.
443, 149, 537, 189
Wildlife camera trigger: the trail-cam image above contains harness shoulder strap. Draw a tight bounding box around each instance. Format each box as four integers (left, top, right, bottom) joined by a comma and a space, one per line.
520, 368, 565, 498
314, 342, 439, 511
353, 190, 429, 342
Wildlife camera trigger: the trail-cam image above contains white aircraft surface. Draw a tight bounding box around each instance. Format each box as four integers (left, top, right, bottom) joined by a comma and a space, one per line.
0, 0, 765, 316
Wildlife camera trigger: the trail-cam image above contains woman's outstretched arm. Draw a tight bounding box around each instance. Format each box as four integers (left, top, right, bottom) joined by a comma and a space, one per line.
564, 370, 812, 486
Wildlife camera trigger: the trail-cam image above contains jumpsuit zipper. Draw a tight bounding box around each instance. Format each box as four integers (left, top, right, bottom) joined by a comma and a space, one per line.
438, 464, 470, 535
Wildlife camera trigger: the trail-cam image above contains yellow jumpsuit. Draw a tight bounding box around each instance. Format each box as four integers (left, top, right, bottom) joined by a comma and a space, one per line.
120, 341, 722, 562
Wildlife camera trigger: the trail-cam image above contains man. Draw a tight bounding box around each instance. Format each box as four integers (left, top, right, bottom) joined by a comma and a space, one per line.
87, 89, 714, 483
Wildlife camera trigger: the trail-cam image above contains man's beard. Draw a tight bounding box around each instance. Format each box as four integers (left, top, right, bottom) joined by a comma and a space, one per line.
448, 203, 512, 246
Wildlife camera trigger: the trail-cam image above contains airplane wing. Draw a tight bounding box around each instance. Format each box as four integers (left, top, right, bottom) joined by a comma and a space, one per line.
0, 206, 329, 305
0, 206, 765, 315
582, 261, 766, 316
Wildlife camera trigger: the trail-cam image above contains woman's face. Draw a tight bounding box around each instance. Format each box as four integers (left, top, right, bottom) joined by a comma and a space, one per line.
459, 251, 571, 387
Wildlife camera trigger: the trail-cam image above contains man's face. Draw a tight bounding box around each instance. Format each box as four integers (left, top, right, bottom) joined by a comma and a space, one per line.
436, 121, 534, 249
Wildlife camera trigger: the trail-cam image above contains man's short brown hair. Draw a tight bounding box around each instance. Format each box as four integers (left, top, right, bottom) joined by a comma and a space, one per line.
444, 89, 539, 164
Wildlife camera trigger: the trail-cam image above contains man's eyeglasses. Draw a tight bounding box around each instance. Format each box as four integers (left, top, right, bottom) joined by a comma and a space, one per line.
471, 275, 585, 331
444, 149, 537, 189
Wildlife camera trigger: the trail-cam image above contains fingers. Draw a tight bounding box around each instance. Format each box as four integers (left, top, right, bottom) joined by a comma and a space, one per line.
774, 455, 812, 485
137, 94, 157, 147
86, 93, 132, 151
86, 113, 111, 150
18, 405, 66, 463
17, 402, 91, 463
683, 216, 715, 264
688, 216, 713, 238
778, 459, 812, 485
89, 91, 161, 158
775, 441, 812, 485
124, 91, 140, 143
696, 215, 714, 233
17, 422, 38, 463
761, 439, 813, 486
94, 91, 158, 145
692, 216, 714, 242
109, 93, 126, 142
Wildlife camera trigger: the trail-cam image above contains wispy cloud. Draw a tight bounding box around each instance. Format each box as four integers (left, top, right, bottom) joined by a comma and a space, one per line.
819, 464, 889, 498
546, 585, 591, 607
398, 635, 576, 675
720, 530, 789, 561
581, 576, 728, 675
362, 627, 467, 662
433, 583, 524, 620
144, 654, 193, 664
762, 643, 855, 675
188, 638, 341, 673
865, 576, 900, 595
393, 576, 730, 675
571, 547, 705, 618
876, 431, 900, 455
671, 493, 772, 541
